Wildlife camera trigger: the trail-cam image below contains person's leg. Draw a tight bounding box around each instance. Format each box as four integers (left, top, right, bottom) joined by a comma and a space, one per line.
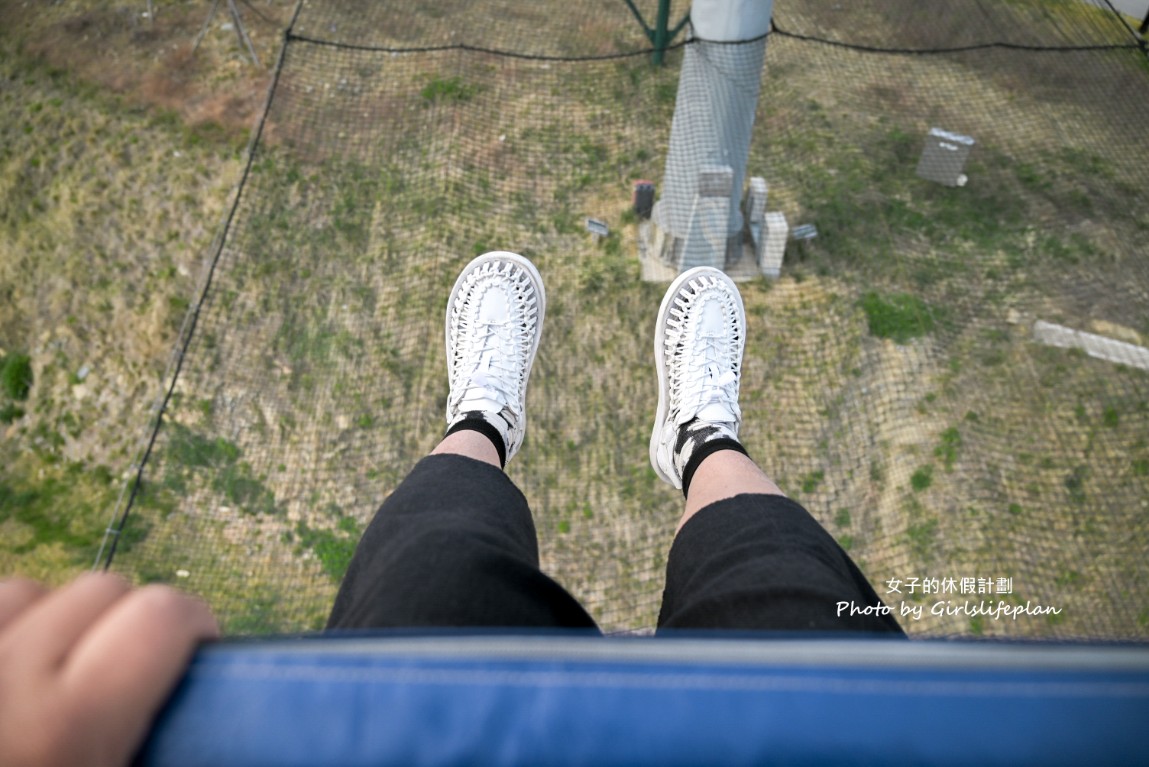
677, 449, 781, 534
649, 268, 902, 634
327, 252, 598, 631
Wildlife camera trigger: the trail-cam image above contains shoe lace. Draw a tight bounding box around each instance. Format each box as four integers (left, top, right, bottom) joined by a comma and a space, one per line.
678, 329, 739, 423
457, 317, 522, 409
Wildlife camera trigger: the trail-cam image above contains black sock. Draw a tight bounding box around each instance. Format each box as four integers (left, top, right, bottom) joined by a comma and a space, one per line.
680, 437, 749, 499
445, 414, 508, 468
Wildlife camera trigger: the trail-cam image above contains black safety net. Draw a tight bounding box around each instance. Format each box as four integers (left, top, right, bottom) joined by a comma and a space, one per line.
101, 0, 1149, 638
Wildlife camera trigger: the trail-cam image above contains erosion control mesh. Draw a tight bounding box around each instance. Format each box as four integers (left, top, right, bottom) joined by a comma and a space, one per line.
102, 0, 1149, 637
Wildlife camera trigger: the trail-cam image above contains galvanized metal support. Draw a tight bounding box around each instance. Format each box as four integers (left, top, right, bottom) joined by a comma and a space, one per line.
624, 0, 691, 65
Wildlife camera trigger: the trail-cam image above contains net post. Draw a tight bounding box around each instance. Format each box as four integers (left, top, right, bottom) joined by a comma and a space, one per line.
653, 0, 671, 65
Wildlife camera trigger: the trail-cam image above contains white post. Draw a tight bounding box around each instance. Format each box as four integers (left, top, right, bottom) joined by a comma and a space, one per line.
651, 0, 773, 272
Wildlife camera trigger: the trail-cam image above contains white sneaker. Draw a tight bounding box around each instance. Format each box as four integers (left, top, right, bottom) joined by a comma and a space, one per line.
445, 251, 545, 464
650, 267, 746, 490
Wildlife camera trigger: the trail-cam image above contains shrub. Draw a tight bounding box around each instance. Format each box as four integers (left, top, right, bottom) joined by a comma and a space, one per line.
911, 464, 934, 492
1, 352, 33, 401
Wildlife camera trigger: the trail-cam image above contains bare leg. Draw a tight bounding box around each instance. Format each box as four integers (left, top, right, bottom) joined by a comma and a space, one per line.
430, 430, 501, 469
679, 450, 785, 533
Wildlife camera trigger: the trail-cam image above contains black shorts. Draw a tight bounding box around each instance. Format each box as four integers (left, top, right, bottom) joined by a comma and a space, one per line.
327, 454, 904, 635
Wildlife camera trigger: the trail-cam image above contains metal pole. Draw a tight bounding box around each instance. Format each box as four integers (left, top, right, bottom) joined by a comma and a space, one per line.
625, 0, 690, 66
653, 0, 671, 65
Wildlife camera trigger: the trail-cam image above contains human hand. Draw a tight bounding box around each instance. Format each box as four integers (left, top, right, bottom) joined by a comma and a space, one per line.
0, 573, 218, 767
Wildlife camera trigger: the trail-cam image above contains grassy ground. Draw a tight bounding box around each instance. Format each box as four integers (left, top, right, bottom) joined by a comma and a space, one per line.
1, 0, 1146, 637
0, 0, 275, 584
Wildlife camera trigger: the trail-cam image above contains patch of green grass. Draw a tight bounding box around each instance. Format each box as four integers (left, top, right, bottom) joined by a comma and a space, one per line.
0, 403, 25, 423
1064, 465, 1088, 505
935, 427, 961, 471
421, 76, 479, 104
906, 516, 939, 562
0, 459, 122, 561
1, 351, 33, 400
834, 508, 852, 528
1102, 406, 1119, 428
135, 474, 180, 518
215, 465, 278, 515
166, 424, 241, 469
161, 423, 278, 515
911, 464, 934, 492
295, 514, 362, 582
860, 292, 935, 344
800, 470, 825, 494
796, 126, 1028, 278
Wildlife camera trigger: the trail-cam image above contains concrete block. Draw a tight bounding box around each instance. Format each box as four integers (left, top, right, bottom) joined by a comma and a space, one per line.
760, 211, 788, 278
1032, 320, 1149, 371
746, 176, 767, 227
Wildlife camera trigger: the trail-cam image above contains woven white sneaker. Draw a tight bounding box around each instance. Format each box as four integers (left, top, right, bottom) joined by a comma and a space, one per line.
445, 251, 545, 464
650, 267, 746, 490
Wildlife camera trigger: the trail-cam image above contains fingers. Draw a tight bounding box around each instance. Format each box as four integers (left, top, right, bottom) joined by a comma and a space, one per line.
0, 578, 218, 767
0, 573, 131, 671
0, 579, 48, 633
62, 585, 218, 756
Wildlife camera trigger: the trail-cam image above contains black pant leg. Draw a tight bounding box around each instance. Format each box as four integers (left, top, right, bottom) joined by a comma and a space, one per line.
327, 454, 598, 631
658, 494, 904, 634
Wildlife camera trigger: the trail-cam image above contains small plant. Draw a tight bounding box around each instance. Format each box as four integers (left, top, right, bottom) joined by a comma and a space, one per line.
421, 76, 478, 104
935, 427, 961, 471
1102, 406, 1119, 428
834, 508, 852, 528
295, 516, 362, 582
905, 516, 939, 561
1, 352, 34, 401
1064, 465, 1088, 505
860, 292, 935, 344
801, 470, 825, 494
910, 465, 934, 492
0, 403, 25, 424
